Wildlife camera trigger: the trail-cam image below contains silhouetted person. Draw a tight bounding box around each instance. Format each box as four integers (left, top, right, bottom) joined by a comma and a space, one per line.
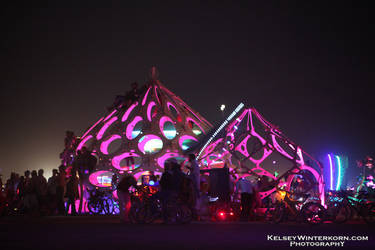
117, 173, 137, 223
47, 169, 59, 214
56, 165, 66, 215
36, 169, 47, 213
65, 171, 79, 215
29, 170, 39, 215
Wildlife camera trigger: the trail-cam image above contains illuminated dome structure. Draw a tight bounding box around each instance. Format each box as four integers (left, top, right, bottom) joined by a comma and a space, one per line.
76, 68, 212, 187
74, 68, 324, 206
197, 104, 325, 204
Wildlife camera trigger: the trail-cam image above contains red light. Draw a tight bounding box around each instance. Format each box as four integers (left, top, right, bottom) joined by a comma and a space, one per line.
230, 212, 234, 216
219, 212, 225, 217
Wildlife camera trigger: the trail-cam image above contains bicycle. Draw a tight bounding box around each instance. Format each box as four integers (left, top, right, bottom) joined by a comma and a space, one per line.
325, 190, 375, 224
272, 188, 325, 224
136, 192, 193, 224
86, 188, 112, 215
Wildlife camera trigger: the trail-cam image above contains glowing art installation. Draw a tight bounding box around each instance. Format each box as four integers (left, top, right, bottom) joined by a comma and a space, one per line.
326, 154, 344, 191
197, 105, 325, 205
76, 71, 212, 185
75, 68, 323, 206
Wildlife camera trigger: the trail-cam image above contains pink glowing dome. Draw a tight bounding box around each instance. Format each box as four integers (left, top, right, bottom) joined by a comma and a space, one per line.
196, 105, 325, 205
77, 68, 212, 182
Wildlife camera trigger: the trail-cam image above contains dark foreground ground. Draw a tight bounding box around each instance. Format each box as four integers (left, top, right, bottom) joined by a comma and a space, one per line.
0, 216, 374, 250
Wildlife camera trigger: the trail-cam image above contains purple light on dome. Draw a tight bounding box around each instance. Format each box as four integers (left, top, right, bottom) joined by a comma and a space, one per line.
126, 116, 143, 140
142, 87, 151, 106
157, 152, 181, 168
186, 117, 205, 134
147, 101, 156, 121
138, 134, 163, 154
81, 117, 104, 138
271, 134, 293, 160
77, 135, 93, 151
167, 102, 178, 113
112, 152, 140, 170
103, 109, 117, 122
89, 170, 114, 187
100, 134, 122, 155
179, 135, 198, 150
121, 102, 138, 122
96, 116, 118, 140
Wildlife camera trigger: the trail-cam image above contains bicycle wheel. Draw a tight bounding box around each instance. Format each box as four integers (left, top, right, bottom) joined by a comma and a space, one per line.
328, 202, 351, 224
112, 200, 120, 215
87, 200, 101, 215
272, 202, 285, 224
362, 202, 375, 225
103, 199, 113, 215
302, 202, 325, 224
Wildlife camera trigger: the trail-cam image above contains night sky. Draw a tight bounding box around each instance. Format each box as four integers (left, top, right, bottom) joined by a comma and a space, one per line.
1, 2, 374, 180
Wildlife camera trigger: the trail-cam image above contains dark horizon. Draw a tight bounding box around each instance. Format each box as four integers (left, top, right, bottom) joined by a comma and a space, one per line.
1, 2, 374, 180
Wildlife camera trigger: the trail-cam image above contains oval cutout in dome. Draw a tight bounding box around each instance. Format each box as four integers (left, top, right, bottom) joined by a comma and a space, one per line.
89, 171, 114, 187
179, 135, 198, 151
77, 135, 95, 152
167, 102, 179, 119
163, 122, 176, 139
187, 118, 203, 136
126, 116, 143, 140
112, 152, 141, 171
147, 101, 157, 121
97, 117, 118, 140
138, 135, 163, 154
157, 152, 186, 168
100, 134, 122, 155
159, 116, 176, 140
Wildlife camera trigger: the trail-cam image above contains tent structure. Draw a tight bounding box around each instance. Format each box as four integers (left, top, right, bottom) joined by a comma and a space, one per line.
72, 68, 324, 205
197, 104, 325, 204
75, 68, 212, 187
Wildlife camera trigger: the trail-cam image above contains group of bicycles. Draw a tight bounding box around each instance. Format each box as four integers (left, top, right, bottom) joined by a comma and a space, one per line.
86, 185, 375, 225
86, 186, 194, 224
262, 188, 375, 225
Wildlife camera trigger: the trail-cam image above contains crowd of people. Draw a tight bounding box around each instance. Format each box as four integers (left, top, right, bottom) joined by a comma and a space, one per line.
0, 151, 266, 222
0, 165, 78, 216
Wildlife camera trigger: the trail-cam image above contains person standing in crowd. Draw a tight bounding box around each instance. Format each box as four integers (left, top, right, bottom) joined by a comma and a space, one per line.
23, 170, 32, 213
29, 170, 39, 215
47, 169, 59, 215
56, 165, 66, 215
235, 172, 254, 221
36, 169, 47, 214
186, 154, 200, 198
65, 171, 79, 216
117, 173, 137, 223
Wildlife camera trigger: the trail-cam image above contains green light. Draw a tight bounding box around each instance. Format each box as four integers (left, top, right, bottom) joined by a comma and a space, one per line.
274, 171, 279, 177
335, 155, 342, 191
